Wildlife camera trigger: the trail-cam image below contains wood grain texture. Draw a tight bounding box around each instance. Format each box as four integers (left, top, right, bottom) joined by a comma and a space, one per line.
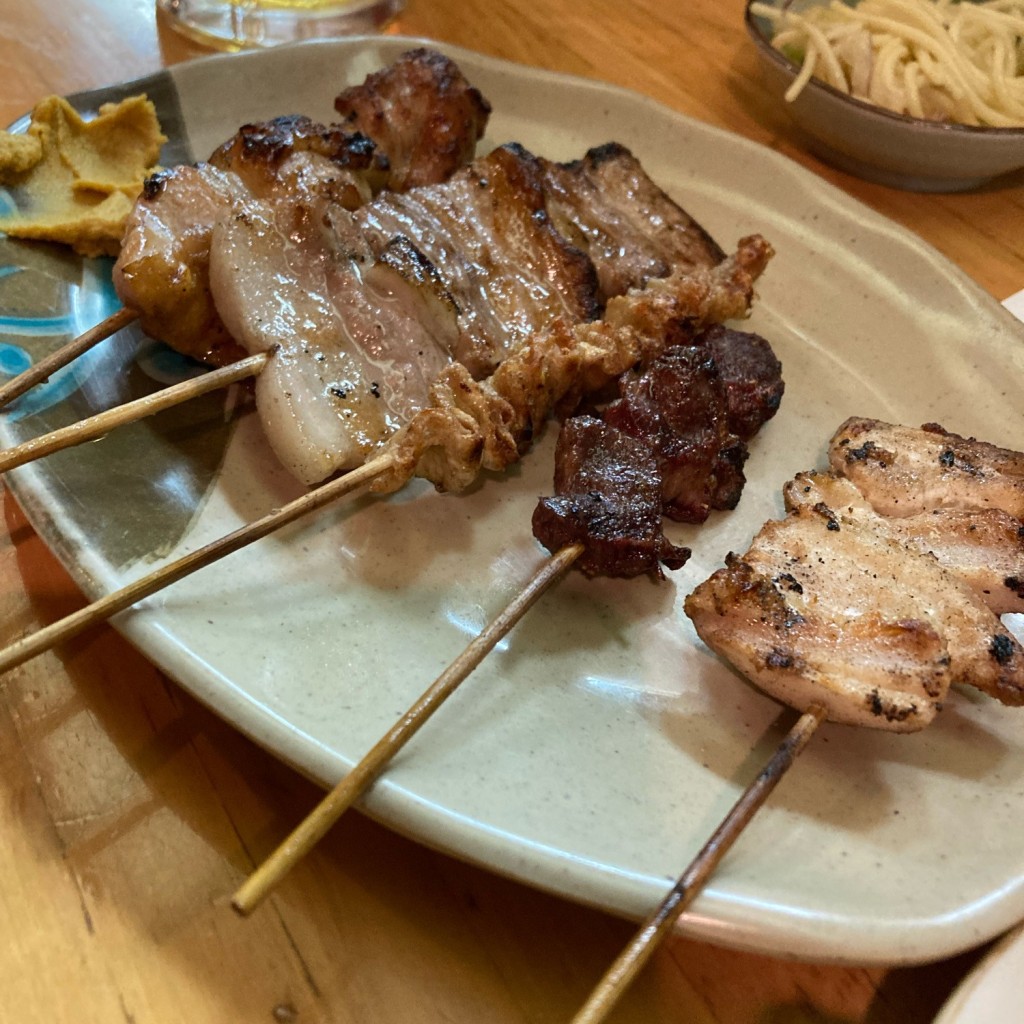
0, 2, 1018, 1021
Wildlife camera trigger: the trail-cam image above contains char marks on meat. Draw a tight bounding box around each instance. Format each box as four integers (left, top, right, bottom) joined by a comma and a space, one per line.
686, 419, 1024, 732
208, 170, 460, 485
829, 417, 1024, 518
784, 470, 1024, 615
701, 325, 784, 440
531, 321, 784, 580
686, 498, 1024, 731
207, 139, 608, 485
540, 143, 726, 301
377, 236, 775, 495
114, 47, 493, 368
605, 346, 746, 523
355, 143, 601, 378
685, 507, 959, 733
334, 46, 491, 191
604, 327, 782, 523
208, 114, 388, 197
532, 416, 690, 579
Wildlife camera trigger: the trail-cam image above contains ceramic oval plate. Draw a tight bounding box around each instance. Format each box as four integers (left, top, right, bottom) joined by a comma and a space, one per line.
2, 38, 1023, 966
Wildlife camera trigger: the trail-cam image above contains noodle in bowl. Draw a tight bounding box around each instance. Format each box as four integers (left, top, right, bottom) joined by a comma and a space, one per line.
745, 0, 1024, 191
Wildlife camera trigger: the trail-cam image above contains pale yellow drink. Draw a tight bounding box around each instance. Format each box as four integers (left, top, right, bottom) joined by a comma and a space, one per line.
158, 0, 404, 50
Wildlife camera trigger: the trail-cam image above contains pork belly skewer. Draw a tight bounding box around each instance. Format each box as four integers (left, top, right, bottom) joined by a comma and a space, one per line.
574, 419, 1024, 1024
0, 137, 567, 472
231, 324, 784, 914
0, 41, 771, 667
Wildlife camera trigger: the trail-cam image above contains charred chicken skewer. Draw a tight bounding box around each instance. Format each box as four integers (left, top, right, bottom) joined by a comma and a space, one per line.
689, 418, 1024, 729
230, 323, 786, 914
576, 417, 1024, 1024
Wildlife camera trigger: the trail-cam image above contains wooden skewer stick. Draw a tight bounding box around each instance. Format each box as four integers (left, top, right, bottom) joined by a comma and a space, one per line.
0, 452, 396, 677
0, 352, 268, 473
232, 541, 585, 917
571, 702, 827, 1024
0, 306, 138, 410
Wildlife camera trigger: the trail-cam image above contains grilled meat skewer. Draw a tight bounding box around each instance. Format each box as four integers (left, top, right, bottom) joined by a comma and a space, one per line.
333, 46, 492, 192
533, 322, 784, 577
574, 416, 1024, 1020
209, 141, 601, 484
232, 319, 786, 920
830, 416, 1024, 519
687, 420, 1024, 732
532, 415, 691, 579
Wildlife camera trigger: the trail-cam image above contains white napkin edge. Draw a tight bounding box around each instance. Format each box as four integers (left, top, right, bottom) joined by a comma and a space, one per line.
1003, 289, 1024, 322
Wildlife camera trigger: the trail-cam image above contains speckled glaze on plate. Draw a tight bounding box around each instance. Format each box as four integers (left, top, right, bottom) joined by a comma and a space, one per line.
2, 38, 1023, 966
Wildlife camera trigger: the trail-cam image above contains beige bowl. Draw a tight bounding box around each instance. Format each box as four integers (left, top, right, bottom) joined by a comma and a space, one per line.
745, 0, 1024, 191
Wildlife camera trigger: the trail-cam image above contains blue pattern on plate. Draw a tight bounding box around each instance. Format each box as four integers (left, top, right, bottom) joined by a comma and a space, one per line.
0, 249, 125, 422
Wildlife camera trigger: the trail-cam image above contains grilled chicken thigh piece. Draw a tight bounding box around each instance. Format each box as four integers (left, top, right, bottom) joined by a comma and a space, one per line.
830, 418, 1024, 519
685, 499, 1024, 731
784, 471, 1024, 615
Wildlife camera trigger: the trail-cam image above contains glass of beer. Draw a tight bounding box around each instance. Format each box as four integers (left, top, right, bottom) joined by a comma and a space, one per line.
157, 0, 404, 50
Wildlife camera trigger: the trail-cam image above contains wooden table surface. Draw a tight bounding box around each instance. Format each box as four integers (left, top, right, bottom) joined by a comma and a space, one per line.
1, 2, 1021, 1022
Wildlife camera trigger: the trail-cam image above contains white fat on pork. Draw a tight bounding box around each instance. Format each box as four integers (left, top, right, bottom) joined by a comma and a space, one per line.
209, 185, 457, 485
